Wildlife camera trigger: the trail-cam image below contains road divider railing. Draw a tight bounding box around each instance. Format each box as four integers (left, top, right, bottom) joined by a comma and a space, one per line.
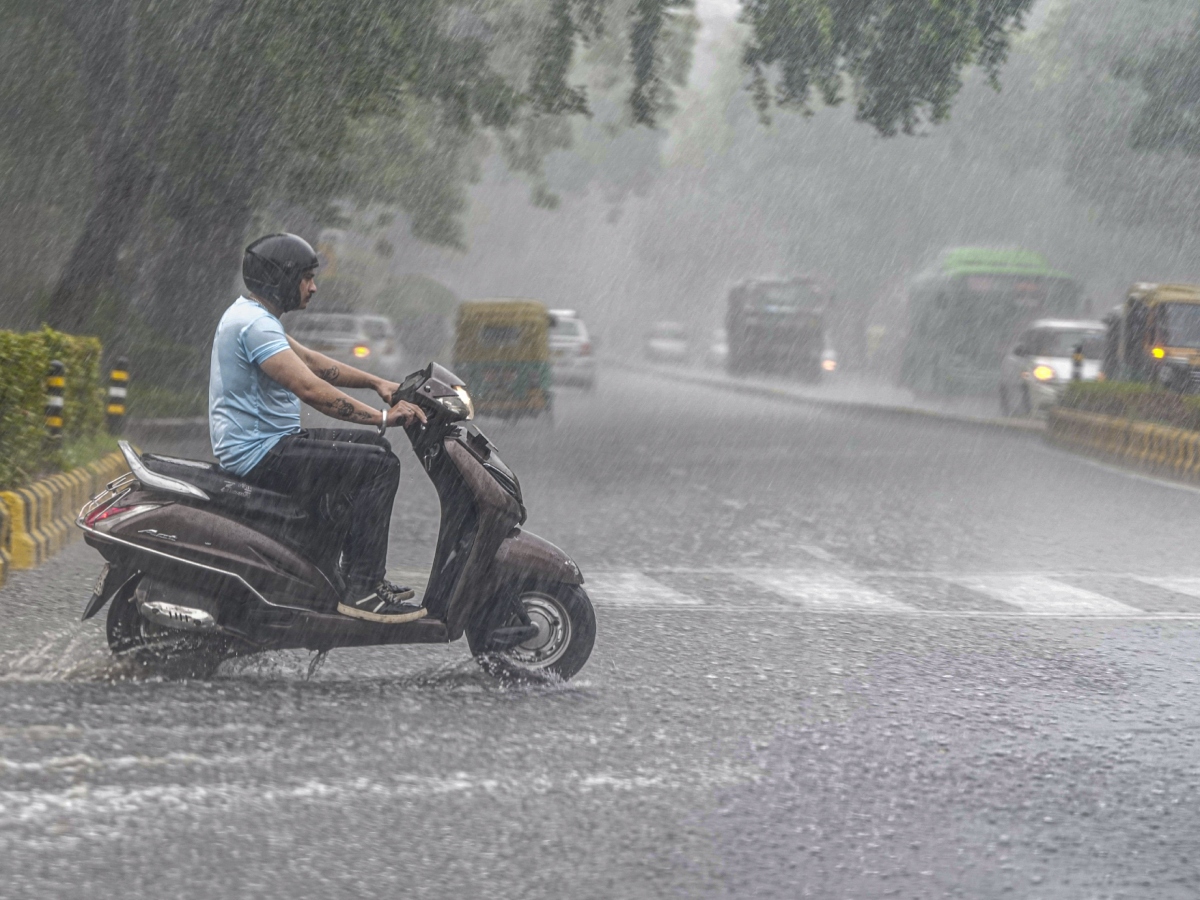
0, 451, 130, 588
1047, 407, 1200, 483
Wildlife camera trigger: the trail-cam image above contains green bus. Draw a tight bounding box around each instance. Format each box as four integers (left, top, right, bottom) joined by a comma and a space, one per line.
899, 247, 1086, 395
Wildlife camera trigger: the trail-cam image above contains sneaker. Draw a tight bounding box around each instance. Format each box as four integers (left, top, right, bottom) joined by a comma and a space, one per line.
337, 582, 426, 624
376, 579, 416, 601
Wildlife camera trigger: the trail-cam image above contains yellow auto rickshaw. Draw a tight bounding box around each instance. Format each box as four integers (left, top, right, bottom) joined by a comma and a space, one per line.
1104, 282, 1200, 383
454, 299, 553, 418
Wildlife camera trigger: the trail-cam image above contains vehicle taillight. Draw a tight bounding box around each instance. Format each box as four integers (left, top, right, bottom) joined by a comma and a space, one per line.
353, 345, 371, 359
580, 342, 592, 356
85, 505, 133, 528
84, 502, 159, 529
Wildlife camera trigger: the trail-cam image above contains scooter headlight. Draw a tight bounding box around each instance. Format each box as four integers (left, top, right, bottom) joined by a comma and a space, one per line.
435, 385, 475, 421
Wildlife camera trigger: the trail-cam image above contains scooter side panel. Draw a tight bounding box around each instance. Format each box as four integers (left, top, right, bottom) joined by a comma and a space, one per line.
494, 529, 583, 586
101, 503, 339, 612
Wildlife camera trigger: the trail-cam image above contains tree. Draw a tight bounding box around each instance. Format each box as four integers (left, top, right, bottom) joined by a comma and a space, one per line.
0, 0, 1038, 362
740, 0, 1035, 135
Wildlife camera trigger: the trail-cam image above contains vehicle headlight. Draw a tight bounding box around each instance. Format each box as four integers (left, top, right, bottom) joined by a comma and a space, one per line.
435, 385, 475, 420
1032, 365, 1056, 382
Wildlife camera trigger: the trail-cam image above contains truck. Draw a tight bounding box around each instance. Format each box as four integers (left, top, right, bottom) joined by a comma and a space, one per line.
725, 277, 830, 381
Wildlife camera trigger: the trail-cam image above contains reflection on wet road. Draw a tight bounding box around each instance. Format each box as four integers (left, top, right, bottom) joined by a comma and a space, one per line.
4, 366, 1200, 899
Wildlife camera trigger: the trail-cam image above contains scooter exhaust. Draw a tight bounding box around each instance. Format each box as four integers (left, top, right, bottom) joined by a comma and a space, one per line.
135, 578, 219, 632
138, 600, 218, 632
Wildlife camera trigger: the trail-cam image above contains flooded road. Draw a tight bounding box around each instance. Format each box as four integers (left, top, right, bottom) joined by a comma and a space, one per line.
3, 366, 1200, 898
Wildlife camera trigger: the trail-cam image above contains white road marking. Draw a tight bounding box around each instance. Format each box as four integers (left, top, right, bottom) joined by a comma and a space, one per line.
949, 575, 1142, 616
583, 568, 1200, 618
585, 572, 704, 606
739, 570, 914, 612
1134, 576, 1200, 602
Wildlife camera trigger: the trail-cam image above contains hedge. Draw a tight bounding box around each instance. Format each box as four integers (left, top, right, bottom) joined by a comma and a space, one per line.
0, 327, 109, 490
1059, 381, 1200, 432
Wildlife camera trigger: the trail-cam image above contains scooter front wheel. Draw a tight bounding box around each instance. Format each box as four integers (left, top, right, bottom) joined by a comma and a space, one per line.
468, 581, 596, 682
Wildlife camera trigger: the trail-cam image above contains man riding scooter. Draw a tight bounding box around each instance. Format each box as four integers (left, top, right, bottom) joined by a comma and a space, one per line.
210, 233, 428, 623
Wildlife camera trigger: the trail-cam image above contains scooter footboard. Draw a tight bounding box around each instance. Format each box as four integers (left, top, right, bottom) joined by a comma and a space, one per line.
493, 529, 583, 586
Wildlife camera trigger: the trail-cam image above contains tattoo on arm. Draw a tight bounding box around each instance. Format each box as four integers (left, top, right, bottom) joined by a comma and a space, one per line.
316, 394, 376, 424
317, 365, 340, 383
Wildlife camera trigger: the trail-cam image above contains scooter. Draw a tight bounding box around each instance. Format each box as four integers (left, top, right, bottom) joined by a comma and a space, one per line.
77, 363, 596, 681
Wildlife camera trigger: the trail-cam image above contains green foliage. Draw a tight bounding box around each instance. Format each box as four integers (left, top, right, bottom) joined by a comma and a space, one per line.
1060, 381, 1200, 432
60, 432, 120, 471
1027, 0, 1200, 234
0, 330, 51, 489
0, 328, 110, 490
740, 0, 1035, 135
39, 327, 105, 444
0, 0, 1045, 373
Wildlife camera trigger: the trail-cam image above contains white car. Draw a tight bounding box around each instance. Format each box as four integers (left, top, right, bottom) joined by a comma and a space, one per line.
645, 321, 690, 365
999, 319, 1105, 415
821, 346, 838, 374
285, 312, 408, 381
549, 309, 596, 390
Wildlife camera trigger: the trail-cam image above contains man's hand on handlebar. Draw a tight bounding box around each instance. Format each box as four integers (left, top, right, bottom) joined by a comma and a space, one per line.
387, 400, 427, 428
374, 379, 401, 404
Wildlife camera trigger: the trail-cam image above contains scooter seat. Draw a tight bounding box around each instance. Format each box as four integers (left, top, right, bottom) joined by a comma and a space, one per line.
140, 453, 307, 523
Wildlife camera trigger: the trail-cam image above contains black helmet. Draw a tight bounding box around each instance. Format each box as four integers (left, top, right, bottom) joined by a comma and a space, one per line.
242, 233, 319, 312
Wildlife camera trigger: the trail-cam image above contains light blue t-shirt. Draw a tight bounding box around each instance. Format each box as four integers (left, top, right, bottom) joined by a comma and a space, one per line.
209, 296, 301, 476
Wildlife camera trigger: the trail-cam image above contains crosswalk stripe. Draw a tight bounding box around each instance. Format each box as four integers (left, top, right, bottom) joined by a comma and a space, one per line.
739, 570, 914, 612
585, 572, 704, 606
947, 575, 1142, 616
1134, 576, 1200, 601
578, 569, 1200, 617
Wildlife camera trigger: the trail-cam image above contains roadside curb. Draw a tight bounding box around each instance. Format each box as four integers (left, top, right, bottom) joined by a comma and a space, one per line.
0, 451, 130, 588
618, 360, 1044, 435
1048, 407, 1200, 485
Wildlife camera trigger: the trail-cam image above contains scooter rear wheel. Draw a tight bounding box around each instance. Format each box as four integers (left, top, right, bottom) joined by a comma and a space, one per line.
106, 579, 230, 678
468, 581, 596, 682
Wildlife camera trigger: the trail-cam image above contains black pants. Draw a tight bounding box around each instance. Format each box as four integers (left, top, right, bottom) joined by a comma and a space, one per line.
244, 428, 400, 594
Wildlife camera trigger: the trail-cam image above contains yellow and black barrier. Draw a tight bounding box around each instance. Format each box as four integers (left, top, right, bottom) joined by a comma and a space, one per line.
0, 451, 130, 588
1047, 407, 1200, 483
106, 356, 129, 434
45, 359, 65, 437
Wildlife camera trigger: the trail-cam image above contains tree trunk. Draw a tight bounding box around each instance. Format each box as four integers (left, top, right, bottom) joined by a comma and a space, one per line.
47, 1, 181, 334
145, 62, 272, 352
47, 0, 247, 336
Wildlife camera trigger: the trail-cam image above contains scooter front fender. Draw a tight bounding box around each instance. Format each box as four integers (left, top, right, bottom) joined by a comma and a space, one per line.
494, 529, 583, 586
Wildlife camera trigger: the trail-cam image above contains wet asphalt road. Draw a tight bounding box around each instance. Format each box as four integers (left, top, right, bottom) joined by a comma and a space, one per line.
5, 366, 1200, 898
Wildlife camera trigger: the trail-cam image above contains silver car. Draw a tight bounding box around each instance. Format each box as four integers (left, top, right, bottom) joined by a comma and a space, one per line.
549, 309, 596, 390
645, 321, 690, 365
285, 312, 407, 381
999, 319, 1105, 415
